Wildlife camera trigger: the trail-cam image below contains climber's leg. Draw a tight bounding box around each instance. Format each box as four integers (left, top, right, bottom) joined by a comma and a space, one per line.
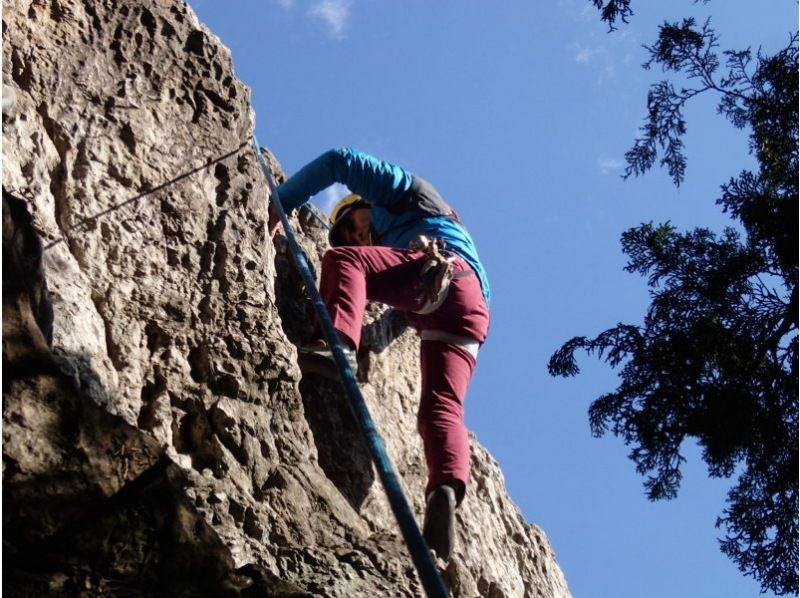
318, 245, 427, 348
417, 340, 477, 502
408, 255, 489, 501
417, 340, 477, 560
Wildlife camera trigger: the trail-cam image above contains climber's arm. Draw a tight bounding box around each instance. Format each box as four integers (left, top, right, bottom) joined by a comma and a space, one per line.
275, 148, 413, 213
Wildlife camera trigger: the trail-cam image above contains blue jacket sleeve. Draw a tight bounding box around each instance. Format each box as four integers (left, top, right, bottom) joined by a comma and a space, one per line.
275, 147, 414, 212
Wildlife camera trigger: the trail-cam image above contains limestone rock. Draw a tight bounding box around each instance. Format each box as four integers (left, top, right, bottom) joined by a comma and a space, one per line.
2, 1, 571, 596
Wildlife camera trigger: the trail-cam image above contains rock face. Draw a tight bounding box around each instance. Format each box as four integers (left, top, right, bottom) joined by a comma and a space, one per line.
2, 1, 572, 596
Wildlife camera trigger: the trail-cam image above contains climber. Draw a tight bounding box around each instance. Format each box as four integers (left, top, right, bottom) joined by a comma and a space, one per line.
268, 147, 490, 561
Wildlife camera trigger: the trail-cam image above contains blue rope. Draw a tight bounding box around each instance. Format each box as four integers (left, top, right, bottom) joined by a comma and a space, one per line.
300, 203, 332, 230
252, 136, 447, 598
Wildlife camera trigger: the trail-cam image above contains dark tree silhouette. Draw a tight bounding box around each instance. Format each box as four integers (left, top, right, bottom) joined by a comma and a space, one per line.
549, 5, 798, 595
590, 0, 633, 30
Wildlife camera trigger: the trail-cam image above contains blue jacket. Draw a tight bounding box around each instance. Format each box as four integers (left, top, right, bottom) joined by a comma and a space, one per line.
276, 147, 490, 305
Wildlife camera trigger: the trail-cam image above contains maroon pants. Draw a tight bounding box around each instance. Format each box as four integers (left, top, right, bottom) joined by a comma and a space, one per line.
319, 246, 490, 501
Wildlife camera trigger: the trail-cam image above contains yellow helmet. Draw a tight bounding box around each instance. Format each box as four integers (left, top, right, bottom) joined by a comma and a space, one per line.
329, 193, 370, 246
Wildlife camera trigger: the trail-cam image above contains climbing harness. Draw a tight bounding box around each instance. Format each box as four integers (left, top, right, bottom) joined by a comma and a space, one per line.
251, 135, 448, 598
411, 235, 455, 314
419, 331, 479, 359
410, 235, 475, 316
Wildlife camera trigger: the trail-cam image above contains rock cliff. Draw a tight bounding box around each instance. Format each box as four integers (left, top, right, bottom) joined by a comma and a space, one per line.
2, 1, 572, 596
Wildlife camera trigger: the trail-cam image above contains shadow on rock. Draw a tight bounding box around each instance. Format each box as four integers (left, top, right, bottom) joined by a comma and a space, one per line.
298, 375, 375, 511
1, 188, 282, 597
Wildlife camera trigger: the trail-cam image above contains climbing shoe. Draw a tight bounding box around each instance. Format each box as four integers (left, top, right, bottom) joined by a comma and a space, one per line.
422, 484, 457, 560
296, 341, 357, 379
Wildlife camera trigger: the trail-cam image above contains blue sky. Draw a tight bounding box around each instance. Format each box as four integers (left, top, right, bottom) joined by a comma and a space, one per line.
188, 2, 796, 596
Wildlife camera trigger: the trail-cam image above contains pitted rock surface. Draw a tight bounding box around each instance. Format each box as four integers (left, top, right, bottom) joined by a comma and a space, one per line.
2, 1, 571, 596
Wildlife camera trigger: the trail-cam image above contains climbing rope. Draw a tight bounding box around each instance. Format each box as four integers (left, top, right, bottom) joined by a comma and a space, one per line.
251, 135, 448, 598
300, 202, 331, 231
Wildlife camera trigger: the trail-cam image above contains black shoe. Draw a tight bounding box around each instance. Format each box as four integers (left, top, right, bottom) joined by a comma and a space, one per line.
297, 342, 357, 379
422, 484, 457, 560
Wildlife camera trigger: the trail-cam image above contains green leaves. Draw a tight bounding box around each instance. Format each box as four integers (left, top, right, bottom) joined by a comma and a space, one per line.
563, 5, 797, 593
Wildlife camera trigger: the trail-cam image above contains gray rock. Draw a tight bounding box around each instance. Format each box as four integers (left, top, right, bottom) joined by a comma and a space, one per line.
2, 1, 571, 596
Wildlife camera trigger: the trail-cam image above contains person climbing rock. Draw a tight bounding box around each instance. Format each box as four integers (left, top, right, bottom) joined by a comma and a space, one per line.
269, 147, 490, 561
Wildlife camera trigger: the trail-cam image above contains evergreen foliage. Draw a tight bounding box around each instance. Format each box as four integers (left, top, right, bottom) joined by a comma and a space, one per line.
549, 5, 798, 594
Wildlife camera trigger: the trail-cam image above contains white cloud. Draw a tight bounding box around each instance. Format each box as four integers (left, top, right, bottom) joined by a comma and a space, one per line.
574, 45, 600, 64
276, 0, 294, 8
572, 43, 617, 80
308, 0, 352, 39
598, 157, 625, 175
573, 44, 608, 64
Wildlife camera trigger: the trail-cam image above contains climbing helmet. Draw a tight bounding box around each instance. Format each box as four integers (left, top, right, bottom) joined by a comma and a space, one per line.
329, 193, 371, 247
